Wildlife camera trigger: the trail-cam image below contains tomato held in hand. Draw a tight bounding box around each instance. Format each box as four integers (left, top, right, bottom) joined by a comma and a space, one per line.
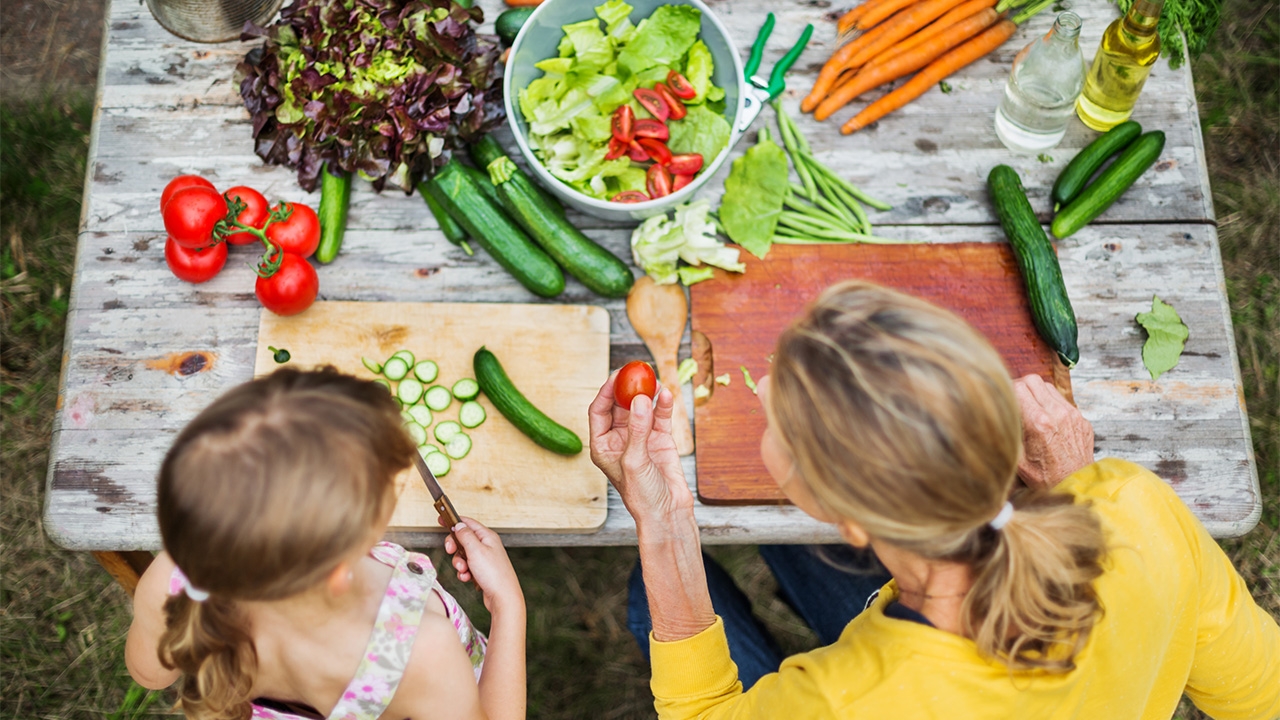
265, 202, 321, 258
164, 186, 228, 249
160, 175, 215, 212
615, 361, 658, 409
164, 236, 227, 283
255, 252, 318, 316
222, 186, 269, 245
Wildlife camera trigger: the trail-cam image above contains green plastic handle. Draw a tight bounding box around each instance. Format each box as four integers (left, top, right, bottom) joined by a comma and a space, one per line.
744, 13, 775, 79
767, 23, 814, 99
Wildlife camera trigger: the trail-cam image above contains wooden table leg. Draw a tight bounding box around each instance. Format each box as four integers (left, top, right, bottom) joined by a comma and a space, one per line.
92, 550, 155, 597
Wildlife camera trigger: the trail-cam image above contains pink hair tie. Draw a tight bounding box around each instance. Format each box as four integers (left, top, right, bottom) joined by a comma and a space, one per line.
988, 501, 1015, 531
174, 567, 210, 602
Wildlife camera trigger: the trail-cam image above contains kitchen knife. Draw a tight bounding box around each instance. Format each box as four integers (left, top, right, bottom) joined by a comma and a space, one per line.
413, 452, 465, 559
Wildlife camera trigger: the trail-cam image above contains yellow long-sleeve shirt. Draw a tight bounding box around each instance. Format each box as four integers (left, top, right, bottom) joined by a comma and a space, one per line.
650, 459, 1280, 719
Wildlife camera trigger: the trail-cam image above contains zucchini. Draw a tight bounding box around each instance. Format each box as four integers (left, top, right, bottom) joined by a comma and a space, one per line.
495, 7, 534, 45
488, 156, 634, 298
425, 160, 565, 298
469, 135, 565, 217
474, 347, 582, 455
988, 165, 1079, 368
418, 182, 473, 255
1051, 121, 1142, 211
1052, 131, 1166, 240
315, 163, 351, 264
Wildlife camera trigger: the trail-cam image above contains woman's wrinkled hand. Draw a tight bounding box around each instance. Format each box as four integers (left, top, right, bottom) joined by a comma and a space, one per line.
1014, 374, 1095, 491
588, 371, 692, 528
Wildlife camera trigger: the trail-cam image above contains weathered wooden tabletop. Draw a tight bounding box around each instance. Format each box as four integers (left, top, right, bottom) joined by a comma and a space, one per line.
45, 0, 1259, 551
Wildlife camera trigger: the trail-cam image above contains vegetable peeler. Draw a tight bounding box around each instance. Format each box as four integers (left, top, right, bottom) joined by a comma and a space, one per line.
736, 14, 815, 134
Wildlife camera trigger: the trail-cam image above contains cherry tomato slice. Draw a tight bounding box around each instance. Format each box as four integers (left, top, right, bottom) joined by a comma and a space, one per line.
632, 118, 669, 141
264, 202, 321, 259
646, 164, 673, 199
667, 70, 698, 100
164, 236, 227, 283
615, 361, 658, 408
222, 186, 269, 245
626, 140, 651, 163
611, 104, 635, 144
161, 175, 216, 213
672, 173, 696, 193
636, 138, 673, 166
605, 137, 628, 160
612, 190, 651, 204
656, 83, 687, 120
255, 252, 319, 316
164, 186, 228, 249
667, 153, 704, 176
632, 88, 669, 122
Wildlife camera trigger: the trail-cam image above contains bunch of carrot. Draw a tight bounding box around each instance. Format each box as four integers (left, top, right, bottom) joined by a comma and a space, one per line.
802, 0, 1054, 133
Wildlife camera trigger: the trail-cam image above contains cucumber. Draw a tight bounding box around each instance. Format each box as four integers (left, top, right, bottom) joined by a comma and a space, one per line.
414, 360, 439, 383
397, 378, 424, 406
315, 163, 351, 264
382, 356, 409, 381
487, 155, 635, 298
495, 7, 535, 45
1051, 121, 1142, 211
392, 349, 415, 365
373, 378, 391, 393
425, 451, 451, 477
452, 378, 480, 401
418, 182, 473, 255
424, 385, 453, 412
407, 405, 433, 427
434, 420, 463, 444
474, 347, 583, 455
462, 164, 504, 208
469, 135, 566, 217
419, 443, 441, 456
1052, 131, 1166, 240
404, 421, 428, 446
361, 356, 383, 374
425, 160, 565, 298
445, 432, 472, 459
459, 400, 487, 428
988, 165, 1079, 368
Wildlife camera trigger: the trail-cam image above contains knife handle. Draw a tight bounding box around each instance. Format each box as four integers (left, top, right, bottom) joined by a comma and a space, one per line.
435, 496, 466, 561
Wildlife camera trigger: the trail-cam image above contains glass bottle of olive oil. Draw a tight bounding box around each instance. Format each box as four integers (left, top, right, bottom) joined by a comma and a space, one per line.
1075, 0, 1163, 131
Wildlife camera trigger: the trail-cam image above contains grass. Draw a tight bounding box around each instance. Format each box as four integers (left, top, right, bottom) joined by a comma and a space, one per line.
2, 0, 1277, 716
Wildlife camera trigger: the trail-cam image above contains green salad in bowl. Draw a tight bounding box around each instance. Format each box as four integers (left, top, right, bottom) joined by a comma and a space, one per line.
516, 0, 735, 205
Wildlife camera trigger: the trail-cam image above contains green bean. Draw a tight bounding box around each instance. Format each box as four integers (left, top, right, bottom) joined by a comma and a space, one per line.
822, 176, 872, 232
777, 114, 818, 201
809, 169, 861, 230
806, 160, 891, 211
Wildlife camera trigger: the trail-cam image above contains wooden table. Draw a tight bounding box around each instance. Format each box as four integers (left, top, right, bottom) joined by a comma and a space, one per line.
47, 0, 1260, 584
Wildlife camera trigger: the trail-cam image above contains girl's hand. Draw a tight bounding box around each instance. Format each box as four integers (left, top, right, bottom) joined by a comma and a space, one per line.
1014, 374, 1095, 491
588, 372, 692, 529
442, 517, 523, 613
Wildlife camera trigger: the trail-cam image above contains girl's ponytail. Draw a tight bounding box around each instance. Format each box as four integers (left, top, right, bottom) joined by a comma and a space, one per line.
961, 491, 1106, 672
158, 594, 256, 720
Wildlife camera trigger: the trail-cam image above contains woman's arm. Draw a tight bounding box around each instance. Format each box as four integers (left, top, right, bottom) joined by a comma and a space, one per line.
124, 552, 182, 690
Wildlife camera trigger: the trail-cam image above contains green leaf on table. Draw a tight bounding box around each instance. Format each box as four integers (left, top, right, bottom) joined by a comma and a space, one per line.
1136, 295, 1189, 381
719, 138, 789, 260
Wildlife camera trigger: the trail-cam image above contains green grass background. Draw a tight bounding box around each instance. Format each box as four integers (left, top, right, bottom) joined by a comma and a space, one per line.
2, 0, 1275, 716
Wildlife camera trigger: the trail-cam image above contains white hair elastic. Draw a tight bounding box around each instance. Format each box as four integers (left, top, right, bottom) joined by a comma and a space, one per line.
179, 573, 210, 602
988, 501, 1015, 531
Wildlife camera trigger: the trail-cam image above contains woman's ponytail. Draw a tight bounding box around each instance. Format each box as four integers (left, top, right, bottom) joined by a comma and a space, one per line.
961, 490, 1106, 672
158, 594, 257, 720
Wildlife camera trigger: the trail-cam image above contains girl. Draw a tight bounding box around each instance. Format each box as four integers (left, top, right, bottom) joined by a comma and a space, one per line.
126, 367, 525, 720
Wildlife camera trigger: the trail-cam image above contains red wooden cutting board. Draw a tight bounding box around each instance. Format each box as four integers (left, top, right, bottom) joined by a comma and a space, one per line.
689, 242, 1072, 504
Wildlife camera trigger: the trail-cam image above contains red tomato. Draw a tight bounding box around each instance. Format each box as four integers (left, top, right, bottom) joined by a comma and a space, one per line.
255, 252, 318, 316
222, 186, 269, 246
667, 71, 697, 100
615, 361, 658, 408
656, 83, 687, 120
632, 88, 669, 122
605, 137, 628, 160
646, 164, 673, 199
264, 202, 320, 258
626, 140, 650, 163
667, 153, 704, 175
632, 118, 669, 141
611, 105, 635, 143
672, 174, 695, 193
164, 236, 227, 283
612, 190, 650, 204
164, 186, 228, 249
160, 175, 215, 212
636, 138, 673, 166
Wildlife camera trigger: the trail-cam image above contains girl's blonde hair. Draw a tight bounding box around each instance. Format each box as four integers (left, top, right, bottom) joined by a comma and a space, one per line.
156, 367, 416, 719
769, 281, 1105, 673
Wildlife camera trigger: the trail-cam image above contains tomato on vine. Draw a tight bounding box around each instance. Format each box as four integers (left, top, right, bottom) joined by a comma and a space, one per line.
164, 236, 227, 283
264, 202, 321, 258
255, 251, 318, 316
160, 175, 215, 213
164, 186, 227, 249
222, 186, 269, 245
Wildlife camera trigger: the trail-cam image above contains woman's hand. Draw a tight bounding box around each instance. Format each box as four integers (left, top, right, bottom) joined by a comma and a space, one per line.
443, 517, 523, 614
1014, 374, 1095, 491
588, 372, 692, 529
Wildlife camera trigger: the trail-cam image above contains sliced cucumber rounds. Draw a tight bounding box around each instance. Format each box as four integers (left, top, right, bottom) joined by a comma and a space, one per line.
404, 421, 428, 446
397, 378, 424, 405
382, 356, 409, 381
362, 356, 383, 374
420, 443, 441, 456
445, 432, 472, 459
459, 400, 486, 428
434, 420, 463, 444
424, 385, 453, 412
451, 378, 480, 401
391, 349, 415, 366
407, 405, 432, 427
414, 360, 439, 383
425, 451, 451, 477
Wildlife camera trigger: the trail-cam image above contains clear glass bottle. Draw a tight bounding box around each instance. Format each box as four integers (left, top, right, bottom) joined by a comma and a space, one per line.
995, 12, 1086, 153
1076, 0, 1163, 131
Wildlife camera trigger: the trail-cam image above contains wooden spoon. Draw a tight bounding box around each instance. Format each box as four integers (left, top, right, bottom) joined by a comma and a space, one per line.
626, 276, 695, 456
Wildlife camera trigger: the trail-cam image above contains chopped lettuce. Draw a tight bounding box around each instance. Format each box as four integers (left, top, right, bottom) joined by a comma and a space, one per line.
684, 41, 724, 104
631, 200, 745, 285
668, 104, 731, 166
617, 5, 702, 75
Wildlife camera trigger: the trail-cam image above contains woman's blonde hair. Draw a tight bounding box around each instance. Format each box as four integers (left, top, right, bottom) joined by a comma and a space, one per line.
769, 281, 1105, 673
155, 367, 416, 719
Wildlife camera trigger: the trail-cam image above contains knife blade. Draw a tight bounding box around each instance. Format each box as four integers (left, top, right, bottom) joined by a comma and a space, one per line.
413, 452, 465, 559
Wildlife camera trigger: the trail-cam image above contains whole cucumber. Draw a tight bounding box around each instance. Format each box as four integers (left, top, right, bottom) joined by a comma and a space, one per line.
1052, 131, 1166, 240
1051, 121, 1142, 211
988, 164, 1079, 368
469, 134, 566, 217
417, 182, 469, 247
315, 164, 351, 264
474, 347, 582, 455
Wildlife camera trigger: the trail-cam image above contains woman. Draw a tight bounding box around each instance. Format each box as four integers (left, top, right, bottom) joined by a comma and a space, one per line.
589, 281, 1279, 719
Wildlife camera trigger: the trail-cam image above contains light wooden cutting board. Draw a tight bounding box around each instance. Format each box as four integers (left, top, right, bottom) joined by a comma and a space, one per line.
254, 301, 611, 533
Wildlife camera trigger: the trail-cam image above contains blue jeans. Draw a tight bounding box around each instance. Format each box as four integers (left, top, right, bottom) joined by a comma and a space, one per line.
627, 545, 891, 689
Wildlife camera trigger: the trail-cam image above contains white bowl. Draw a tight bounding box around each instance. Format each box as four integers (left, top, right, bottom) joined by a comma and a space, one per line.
503, 0, 745, 222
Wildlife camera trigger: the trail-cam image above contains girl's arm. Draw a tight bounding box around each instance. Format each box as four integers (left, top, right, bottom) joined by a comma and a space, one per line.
446, 519, 526, 720
124, 552, 182, 690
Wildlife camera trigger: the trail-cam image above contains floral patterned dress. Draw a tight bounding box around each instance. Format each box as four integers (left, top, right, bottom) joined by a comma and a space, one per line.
168, 542, 486, 720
